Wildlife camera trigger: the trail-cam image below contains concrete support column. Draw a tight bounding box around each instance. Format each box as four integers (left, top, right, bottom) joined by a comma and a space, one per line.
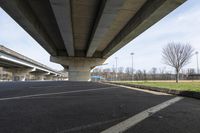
68, 66, 91, 81
13, 73, 26, 81
4, 68, 35, 81
31, 71, 50, 81
45, 75, 54, 80
35, 74, 45, 81
52, 75, 58, 81
51, 56, 105, 81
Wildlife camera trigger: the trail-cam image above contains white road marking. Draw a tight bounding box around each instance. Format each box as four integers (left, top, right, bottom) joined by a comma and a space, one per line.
29, 85, 71, 88
0, 86, 116, 101
57, 117, 127, 133
101, 97, 183, 133
29, 84, 98, 89
101, 82, 170, 95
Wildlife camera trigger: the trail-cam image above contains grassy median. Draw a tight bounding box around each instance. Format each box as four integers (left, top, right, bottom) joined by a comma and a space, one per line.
115, 81, 200, 92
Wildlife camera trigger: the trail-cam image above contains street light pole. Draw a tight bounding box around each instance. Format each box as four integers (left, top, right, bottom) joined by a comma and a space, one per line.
112, 64, 115, 81
130, 53, 134, 81
195, 51, 199, 74
115, 57, 118, 81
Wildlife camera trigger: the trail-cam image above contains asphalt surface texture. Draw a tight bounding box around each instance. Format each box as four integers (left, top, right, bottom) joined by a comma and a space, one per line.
0, 81, 199, 133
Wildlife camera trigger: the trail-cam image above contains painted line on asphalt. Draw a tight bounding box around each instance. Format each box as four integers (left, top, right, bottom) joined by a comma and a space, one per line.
29, 84, 101, 88
57, 117, 127, 133
101, 96, 183, 133
29, 85, 71, 88
0, 86, 116, 101
101, 82, 170, 95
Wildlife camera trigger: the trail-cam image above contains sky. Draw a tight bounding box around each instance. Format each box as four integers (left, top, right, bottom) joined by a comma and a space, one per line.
0, 0, 200, 73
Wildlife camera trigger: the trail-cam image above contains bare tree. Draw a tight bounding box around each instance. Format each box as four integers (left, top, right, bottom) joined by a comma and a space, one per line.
187, 68, 196, 75
118, 67, 124, 73
162, 42, 194, 83
150, 67, 157, 80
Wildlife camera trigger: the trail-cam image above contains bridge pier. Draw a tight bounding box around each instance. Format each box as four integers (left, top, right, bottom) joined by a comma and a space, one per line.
67, 66, 92, 81
4, 68, 36, 81
13, 74, 26, 81
51, 56, 105, 81
35, 73, 45, 81
45, 74, 54, 81
30, 71, 51, 81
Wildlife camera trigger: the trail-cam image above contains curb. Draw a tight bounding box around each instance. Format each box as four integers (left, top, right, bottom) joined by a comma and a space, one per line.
104, 82, 200, 100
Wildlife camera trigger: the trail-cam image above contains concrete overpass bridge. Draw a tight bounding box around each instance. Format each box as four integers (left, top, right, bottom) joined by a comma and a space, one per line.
0, 45, 65, 81
0, 0, 186, 81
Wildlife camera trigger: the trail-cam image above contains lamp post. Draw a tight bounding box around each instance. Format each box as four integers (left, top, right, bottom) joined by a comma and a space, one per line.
115, 57, 118, 81
112, 64, 115, 81
195, 51, 199, 74
130, 53, 134, 81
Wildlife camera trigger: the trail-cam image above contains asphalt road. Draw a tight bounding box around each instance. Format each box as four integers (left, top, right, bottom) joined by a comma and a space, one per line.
0, 81, 199, 133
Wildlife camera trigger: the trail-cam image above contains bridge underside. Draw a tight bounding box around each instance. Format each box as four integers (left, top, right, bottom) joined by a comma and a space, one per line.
0, 0, 186, 81
0, 45, 64, 81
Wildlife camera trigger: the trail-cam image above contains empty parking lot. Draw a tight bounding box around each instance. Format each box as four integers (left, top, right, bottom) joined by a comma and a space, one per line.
0, 81, 199, 133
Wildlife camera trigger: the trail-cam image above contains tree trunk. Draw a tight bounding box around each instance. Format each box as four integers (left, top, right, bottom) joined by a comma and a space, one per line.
176, 70, 179, 83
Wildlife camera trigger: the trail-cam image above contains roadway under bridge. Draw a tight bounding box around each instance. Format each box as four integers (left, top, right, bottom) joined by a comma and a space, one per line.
0, 0, 186, 81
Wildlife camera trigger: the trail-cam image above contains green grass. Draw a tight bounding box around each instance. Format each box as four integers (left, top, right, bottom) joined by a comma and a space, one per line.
117, 81, 200, 92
